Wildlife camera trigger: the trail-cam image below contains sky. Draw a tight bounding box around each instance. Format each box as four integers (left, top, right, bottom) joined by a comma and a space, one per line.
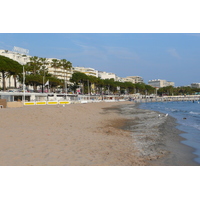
1, 33, 200, 86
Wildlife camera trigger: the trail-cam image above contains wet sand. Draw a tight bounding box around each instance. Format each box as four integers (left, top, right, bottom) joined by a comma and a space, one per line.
0, 101, 198, 166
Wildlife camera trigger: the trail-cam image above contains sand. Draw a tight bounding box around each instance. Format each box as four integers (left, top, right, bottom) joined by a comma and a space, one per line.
0, 101, 137, 166
0, 101, 198, 166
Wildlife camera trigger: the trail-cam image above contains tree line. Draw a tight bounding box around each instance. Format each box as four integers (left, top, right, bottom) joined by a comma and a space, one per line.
70, 71, 156, 95
0, 55, 156, 94
0, 55, 72, 92
157, 85, 200, 96
1, 54, 200, 95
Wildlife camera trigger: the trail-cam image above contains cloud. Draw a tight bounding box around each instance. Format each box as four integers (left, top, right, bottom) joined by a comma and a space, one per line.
74, 41, 139, 60
71, 41, 140, 68
0, 41, 11, 50
74, 41, 108, 60
104, 46, 139, 60
188, 33, 200, 37
167, 48, 181, 59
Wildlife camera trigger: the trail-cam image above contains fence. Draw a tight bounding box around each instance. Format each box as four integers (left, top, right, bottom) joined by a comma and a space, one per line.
23, 95, 130, 106
134, 95, 200, 103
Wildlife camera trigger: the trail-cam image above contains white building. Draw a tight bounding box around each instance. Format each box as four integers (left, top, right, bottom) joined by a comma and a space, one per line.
191, 83, 200, 88
122, 76, 144, 84
148, 79, 175, 88
46, 58, 73, 84
98, 71, 117, 80
73, 67, 98, 77
0, 49, 31, 89
0, 49, 31, 65
115, 76, 124, 82
0, 49, 73, 90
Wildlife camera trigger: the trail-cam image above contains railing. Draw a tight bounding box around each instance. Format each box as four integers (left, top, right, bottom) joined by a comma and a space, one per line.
133, 95, 200, 103
23, 95, 130, 106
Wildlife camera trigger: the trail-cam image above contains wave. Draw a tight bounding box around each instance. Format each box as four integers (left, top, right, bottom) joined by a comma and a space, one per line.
189, 111, 200, 115
192, 124, 200, 131
181, 121, 200, 131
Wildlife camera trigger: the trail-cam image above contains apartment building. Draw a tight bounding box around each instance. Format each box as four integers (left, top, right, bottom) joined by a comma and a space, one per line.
0, 49, 73, 89
73, 67, 98, 77
46, 58, 73, 84
122, 76, 144, 84
98, 71, 117, 80
1, 48, 147, 92
73, 68, 122, 82
191, 83, 200, 88
148, 79, 175, 88
115, 76, 124, 82
0, 49, 32, 89
0, 49, 31, 65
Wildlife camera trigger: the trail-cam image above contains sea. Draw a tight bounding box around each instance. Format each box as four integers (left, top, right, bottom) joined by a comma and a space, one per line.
139, 100, 200, 164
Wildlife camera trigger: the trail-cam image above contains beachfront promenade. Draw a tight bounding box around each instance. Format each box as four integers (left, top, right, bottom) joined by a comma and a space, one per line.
1, 91, 200, 108
0, 92, 130, 108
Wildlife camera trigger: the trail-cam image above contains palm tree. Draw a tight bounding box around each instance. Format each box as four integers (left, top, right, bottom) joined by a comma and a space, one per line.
87, 75, 99, 94
25, 56, 42, 92
39, 58, 48, 93
28, 56, 41, 75
51, 59, 60, 77
60, 59, 72, 93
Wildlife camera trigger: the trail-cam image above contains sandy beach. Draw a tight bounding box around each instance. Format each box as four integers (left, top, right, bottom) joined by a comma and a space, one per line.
0, 101, 198, 166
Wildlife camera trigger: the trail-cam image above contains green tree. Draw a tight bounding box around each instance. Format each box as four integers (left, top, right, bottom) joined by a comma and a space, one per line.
135, 83, 146, 94
25, 56, 43, 92
145, 84, 155, 95
7, 64, 23, 88
123, 82, 135, 94
70, 72, 88, 94
48, 76, 62, 92
51, 59, 60, 76
0, 55, 23, 91
60, 59, 72, 93
95, 77, 105, 94
103, 79, 117, 94
39, 58, 48, 93
25, 74, 43, 90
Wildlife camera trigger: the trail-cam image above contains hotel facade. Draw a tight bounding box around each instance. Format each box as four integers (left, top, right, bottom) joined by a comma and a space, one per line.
0, 50, 73, 90
148, 79, 175, 88
1, 48, 145, 91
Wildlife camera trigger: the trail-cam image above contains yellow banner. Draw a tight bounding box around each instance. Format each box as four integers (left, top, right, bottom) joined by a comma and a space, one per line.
24, 102, 35, 105
59, 101, 70, 104
47, 102, 58, 105
36, 102, 46, 105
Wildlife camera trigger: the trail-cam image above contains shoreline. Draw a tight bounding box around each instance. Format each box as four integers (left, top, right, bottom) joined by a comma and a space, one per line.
117, 103, 199, 166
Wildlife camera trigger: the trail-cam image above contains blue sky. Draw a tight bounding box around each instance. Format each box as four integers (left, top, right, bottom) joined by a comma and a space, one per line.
1, 33, 200, 86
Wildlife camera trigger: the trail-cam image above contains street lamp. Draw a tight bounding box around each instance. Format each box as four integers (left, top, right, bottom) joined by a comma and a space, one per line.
42, 69, 45, 93
23, 66, 25, 102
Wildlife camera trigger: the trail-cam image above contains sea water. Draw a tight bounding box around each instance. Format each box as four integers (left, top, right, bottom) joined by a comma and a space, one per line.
139, 100, 200, 164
